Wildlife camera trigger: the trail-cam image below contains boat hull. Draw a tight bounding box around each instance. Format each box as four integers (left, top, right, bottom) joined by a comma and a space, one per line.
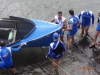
6, 17, 61, 47
25, 32, 54, 47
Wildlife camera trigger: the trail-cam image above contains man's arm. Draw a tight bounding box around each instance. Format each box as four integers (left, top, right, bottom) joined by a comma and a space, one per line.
61, 42, 66, 51
97, 17, 99, 23
91, 13, 95, 25
97, 17, 99, 25
11, 43, 24, 52
64, 20, 73, 31
62, 19, 67, 29
64, 24, 73, 31
62, 20, 73, 31
46, 46, 52, 58
90, 13, 94, 28
77, 20, 81, 29
11, 46, 22, 52
50, 18, 55, 22
78, 12, 82, 19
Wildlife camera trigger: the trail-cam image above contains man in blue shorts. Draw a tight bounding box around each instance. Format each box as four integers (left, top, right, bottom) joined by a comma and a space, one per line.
78, 10, 94, 36
62, 9, 80, 52
0, 41, 25, 75
46, 33, 66, 67
50, 11, 67, 41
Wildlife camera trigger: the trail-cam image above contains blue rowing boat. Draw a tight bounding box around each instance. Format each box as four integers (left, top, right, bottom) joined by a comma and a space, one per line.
0, 16, 61, 47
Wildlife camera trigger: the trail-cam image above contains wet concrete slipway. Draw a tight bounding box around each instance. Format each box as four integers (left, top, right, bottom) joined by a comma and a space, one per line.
0, 0, 100, 75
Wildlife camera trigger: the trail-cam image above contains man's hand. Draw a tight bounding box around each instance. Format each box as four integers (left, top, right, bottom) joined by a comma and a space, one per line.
46, 56, 48, 58
62, 29, 65, 32
78, 25, 80, 29
21, 43, 25, 46
91, 24, 94, 28
62, 25, 67, 29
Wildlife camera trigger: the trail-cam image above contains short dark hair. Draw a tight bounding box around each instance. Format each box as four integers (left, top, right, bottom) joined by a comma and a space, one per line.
0, 41, 6, 47
58, 11, 62, 15
69, 9, 74, 15
98, 12, 100, 15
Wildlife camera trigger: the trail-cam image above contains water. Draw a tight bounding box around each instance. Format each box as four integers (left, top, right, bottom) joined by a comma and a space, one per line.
0, 0, 100, 75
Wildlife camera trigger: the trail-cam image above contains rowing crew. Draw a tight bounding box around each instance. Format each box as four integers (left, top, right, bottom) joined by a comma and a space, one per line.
50, 10, 100, 50
46, 9, 100, 67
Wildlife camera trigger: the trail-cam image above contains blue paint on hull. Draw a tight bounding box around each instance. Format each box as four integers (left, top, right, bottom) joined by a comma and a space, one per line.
8, 19, 61, 47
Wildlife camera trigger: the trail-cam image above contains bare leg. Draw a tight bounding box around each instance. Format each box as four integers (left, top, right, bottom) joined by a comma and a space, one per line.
92, 31, 100, 45
53, 59, 57, 68
11, 68, 16, 74
85, 26, 89, 35
72, 34, 75, 42
81, 26, 85, 36
60, 36, 64, 42
57, 58, 61, 66
67, 35, 71, 50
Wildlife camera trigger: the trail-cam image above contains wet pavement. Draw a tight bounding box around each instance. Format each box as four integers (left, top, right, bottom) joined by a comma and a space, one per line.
0, 0, 100, 75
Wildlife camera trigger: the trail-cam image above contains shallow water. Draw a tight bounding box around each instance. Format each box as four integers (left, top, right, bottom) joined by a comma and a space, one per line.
0, 0, 100, 75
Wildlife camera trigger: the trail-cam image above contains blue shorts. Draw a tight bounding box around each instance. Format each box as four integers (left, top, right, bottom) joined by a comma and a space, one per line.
81, 24, 90, 26
67, 30, 77, 36
51, 53, 62, 59
56, 29, 64, 36
81, 23, 90, 26
96, 24, 100, 31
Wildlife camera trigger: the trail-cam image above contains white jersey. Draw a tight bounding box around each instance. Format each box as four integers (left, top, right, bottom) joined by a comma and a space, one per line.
54, 15, 66, 27
80, 11, 93, 16
50, 41, 60, 50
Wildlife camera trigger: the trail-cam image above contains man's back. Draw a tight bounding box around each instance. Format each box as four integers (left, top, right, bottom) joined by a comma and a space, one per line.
78, 11, 94, 25
0, 46, 13, 68
52, 41, 64, 56
68, 15, 79, 31
46, 40, 66, 57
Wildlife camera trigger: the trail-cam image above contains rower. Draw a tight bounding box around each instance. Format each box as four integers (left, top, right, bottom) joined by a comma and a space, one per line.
78, 10, 94, 37
50, 11, 67, 42
62, 9, 80, 52
0, 41, 25, 75
46, 32, 66, 67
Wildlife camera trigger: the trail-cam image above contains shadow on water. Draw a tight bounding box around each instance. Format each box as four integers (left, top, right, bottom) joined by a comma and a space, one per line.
78, 37, 90, 47
77, 36, 100, 74
12, 47, 49, 66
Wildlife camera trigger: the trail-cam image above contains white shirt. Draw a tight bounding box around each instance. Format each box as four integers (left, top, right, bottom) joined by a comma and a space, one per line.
54, 15, 66, 27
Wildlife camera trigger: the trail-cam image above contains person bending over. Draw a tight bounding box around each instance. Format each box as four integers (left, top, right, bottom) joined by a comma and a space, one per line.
0, 41, 25, 75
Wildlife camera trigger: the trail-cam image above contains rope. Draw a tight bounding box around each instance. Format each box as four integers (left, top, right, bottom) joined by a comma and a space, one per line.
41, 47, 70, 75
47, 57, 70, 75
